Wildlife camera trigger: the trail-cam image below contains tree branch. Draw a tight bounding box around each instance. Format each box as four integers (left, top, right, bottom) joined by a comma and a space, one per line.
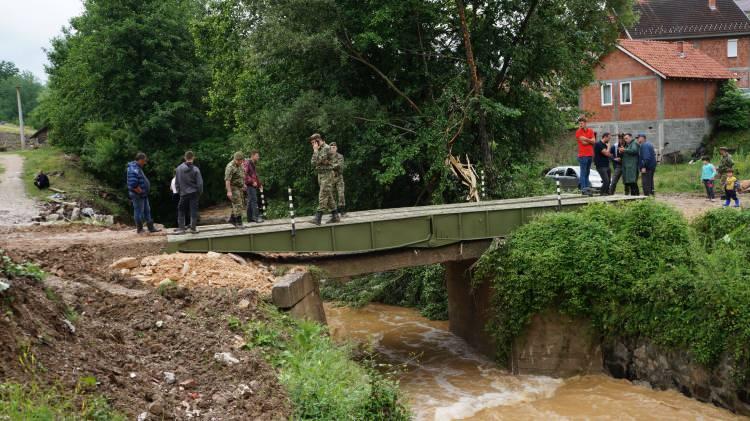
496, 0, 542, 90
353, 117, 417, 134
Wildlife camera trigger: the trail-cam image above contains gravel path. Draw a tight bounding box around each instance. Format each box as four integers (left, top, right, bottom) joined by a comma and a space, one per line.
0, 154, 38, 225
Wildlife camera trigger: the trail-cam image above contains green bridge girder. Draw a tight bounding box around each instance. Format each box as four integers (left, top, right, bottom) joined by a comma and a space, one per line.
166, 194, 641, 254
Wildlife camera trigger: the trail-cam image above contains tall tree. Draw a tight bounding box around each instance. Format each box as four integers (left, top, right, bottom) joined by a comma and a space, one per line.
196, 0, 634, 209
40, 0, 229, 217
0, 66, 43, 125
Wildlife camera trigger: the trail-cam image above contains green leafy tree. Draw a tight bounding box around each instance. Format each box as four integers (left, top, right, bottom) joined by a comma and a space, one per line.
0, 63, 43, 124
39, 0, 229, 218
710, 79, 750, 130
194, 0, 634, 210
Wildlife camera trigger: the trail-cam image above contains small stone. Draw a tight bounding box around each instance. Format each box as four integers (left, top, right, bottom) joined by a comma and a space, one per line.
129, 372, 137, 379
137, 412, 148, 421
111, 257, 140, 270
0, 279, 10, 293
70, 207, 81, 221
179, 378, 196, 388
46, 214, 60, 222
206, 251, 222, 259
103, 215, 115, 225
163, 372, 176, 384
228, 253, 247, 265
148, 401, 164, 416
237, 299, 250, 309
119, 268, 130, 275
235, 383, 254, 399
181, 262, 190, 276
213, 352, 240, 366
81, 207, 95, 218
155, 320, 164, 329
61, 319, 76, 334
211, 392, 228, 406
249, 380, 260, 390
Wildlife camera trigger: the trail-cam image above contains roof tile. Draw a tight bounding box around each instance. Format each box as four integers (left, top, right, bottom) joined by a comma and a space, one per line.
618, 39, 736, 79
631, 0, 750, 39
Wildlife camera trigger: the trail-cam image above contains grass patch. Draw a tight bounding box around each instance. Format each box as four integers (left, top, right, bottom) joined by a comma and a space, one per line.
709, 128, 750, 155
321, 265, 449, 320
238, 304, 411, 420
0, 123, 34, 135
0, 382, 124, 420
5, 146, 127, 218
475, 200, 750, 379
656, 152, 750, 195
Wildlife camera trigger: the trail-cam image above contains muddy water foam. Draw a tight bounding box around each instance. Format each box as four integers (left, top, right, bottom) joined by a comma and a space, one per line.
326, 303, 744, 420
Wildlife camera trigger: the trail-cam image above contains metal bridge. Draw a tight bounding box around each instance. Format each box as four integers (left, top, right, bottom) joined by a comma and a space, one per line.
166, 194, 640, 256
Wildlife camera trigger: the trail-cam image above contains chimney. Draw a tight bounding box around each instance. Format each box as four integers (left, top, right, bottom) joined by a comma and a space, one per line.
709, 0, 717, 11
678, 41, 688, 58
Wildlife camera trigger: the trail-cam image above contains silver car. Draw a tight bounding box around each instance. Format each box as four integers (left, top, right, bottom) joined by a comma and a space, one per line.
545, 166, 603, 190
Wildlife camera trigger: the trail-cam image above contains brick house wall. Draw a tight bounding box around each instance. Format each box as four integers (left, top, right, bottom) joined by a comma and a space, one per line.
690, 36, 750, 87
579, 49, 722, 154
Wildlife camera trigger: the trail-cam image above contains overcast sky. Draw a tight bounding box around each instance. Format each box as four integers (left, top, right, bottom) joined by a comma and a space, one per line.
0, 0, 84, 83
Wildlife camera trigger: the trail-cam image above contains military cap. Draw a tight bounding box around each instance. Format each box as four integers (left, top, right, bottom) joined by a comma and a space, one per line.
233, 151, 245, 160
719, 146, 728, 151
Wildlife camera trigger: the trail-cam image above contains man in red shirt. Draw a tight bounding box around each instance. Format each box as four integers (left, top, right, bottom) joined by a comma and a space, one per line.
575, 116, 595, 193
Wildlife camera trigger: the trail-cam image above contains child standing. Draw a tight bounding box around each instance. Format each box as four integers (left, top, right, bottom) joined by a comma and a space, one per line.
700, 157, 716, 201
723, 169, 741, 208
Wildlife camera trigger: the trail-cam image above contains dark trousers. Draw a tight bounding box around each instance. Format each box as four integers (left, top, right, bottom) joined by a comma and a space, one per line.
625, 182, 639, 196
641, 168, 655, 196
178, 192, 199, 230
609, 166, 622, 194
724, 190, 740, 207
596, 166, 611, 195
173, 193, 190, 227
703, 180, 715, 199
246, 186, 260, 221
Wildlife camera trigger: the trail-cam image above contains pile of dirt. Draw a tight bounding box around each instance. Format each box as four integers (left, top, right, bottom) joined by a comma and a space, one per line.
0, 266, 290, 419
111, 252, 295, 297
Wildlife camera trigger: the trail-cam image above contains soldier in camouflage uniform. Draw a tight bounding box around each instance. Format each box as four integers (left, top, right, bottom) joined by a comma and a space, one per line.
330, 142, 346, 216
225, 151, 246, 228
718, 147, 735, 186
309, 133, 340, 225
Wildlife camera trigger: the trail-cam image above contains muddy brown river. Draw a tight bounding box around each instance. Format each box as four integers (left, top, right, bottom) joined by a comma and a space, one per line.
326, 303, 745, 420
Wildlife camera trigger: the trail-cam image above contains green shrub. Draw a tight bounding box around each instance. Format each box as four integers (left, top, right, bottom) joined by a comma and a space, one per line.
0, 250, 45, 282
474, 200, 750, 375
239, 306, 410, 420
710, 80, 750, 130
692, 208, 750, 250
321, 265, 448, 320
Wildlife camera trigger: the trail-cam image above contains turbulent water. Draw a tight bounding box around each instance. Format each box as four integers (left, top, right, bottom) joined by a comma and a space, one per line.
326, 303, 744, 421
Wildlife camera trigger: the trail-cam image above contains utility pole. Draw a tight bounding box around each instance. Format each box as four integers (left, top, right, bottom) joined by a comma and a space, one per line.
15, 86, 26, 149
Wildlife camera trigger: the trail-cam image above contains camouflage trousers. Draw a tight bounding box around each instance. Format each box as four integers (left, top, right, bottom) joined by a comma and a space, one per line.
317, 171, 336, 213
230, 187, 245, 218
334, 175, 345, 208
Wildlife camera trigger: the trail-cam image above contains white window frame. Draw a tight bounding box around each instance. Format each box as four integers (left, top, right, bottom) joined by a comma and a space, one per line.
601, 82, 613, 106
620, 81, 632, 105
728, 39, 738, 58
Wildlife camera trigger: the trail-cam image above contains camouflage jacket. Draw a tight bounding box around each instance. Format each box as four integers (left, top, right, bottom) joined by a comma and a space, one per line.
331, 153, 344, 176
719, 154, 734, 173
311, 143, 335, 172
224, 160, 245, 189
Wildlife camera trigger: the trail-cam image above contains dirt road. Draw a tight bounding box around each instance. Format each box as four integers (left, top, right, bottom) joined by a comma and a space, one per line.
0, 154, 38, 225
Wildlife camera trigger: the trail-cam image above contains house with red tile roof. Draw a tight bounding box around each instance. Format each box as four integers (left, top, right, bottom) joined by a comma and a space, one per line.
579, 39, 735, 154
630, 0, 750, 87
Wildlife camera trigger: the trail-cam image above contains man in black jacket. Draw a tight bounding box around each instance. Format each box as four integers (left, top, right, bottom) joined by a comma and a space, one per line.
593, 133, 612, 196
609, 133, 624, 194
174, 151, 203, 234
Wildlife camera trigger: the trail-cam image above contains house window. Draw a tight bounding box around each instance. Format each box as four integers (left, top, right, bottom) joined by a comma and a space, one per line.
728, 39, 738, 58
601, 83, 613, 106
620, 81, 632, 105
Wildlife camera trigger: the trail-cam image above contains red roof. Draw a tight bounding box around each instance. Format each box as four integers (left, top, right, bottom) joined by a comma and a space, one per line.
617, 39, 736, 80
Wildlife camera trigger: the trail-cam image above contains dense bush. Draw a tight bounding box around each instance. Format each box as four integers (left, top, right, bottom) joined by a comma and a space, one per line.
238, 305, 410, 420
321, 265, 448, 320
710, 80, 750, 130
474, 201, 750, 376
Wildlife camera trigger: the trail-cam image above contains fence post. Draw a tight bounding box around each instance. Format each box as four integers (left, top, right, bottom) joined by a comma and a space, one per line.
480, 169, 486, 200
259, 186, 267, 217
556, 179, 562, 211
288, 187, 296, 236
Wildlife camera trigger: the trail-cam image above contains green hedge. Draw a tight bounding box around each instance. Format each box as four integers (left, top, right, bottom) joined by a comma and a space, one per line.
474, 200, 750, 378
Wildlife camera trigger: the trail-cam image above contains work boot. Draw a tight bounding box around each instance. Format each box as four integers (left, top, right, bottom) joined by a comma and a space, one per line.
311, 212, 323, 225
235, 216, 244, 228
338, 207, 346, 217
136, 222, 144, 234
189, 227, 199, 234
256, 215, 264, 223
228, 215, 236, 227
147, 222, 162, 233
174, 228, 186, 235
326, 211, 341, 224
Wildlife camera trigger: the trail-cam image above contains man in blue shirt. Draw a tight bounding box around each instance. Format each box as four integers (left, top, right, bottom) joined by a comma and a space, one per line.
637, 134, 657, 196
